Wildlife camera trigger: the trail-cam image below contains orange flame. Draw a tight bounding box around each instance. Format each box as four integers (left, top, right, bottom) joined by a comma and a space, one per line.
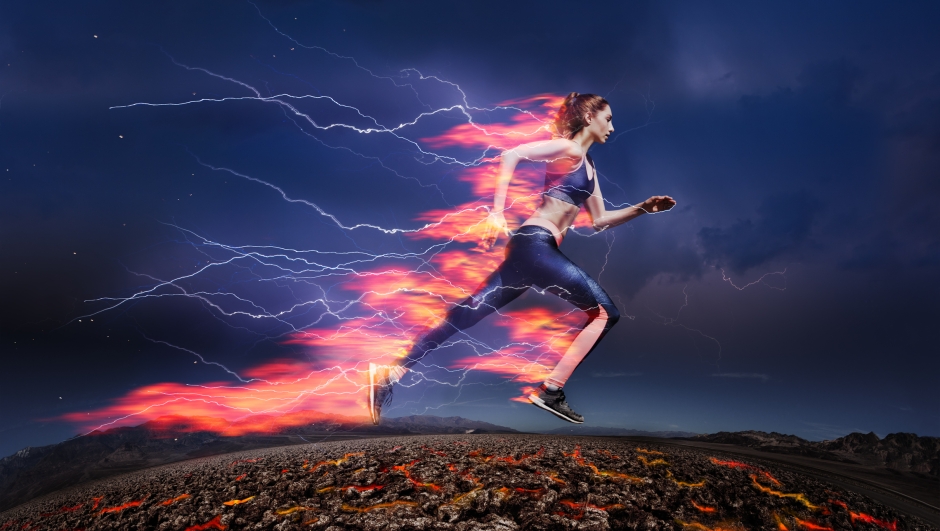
555, 499, 626, 519
749, 475, 817, 510
493, 447, 544, 465
392, 459, 442, 491
161, 494, 190, 506
691, 500, 717, 513
636, 448, 664, 455
59, 94, 596, 433
99, 496, 147, 514
564, 445, 642, 482
794, 518, 832, 531
309, 452, 364, 473
276, 506, 315, 515
668, 470, 706, 488
421, 445, 448, 457
185, 515, 226, 531
710, 458, 780, 485
222, 496, 255, 506
638, 455, 669, 466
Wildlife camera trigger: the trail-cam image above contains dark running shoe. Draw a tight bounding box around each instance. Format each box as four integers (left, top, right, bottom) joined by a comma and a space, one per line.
528, 384, 584, 423
369, 363, 395, 425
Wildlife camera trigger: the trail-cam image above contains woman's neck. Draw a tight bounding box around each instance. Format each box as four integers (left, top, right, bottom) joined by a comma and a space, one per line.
570, 130, 595, 153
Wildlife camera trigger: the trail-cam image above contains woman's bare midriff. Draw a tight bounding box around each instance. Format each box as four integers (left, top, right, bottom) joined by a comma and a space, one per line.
520, 196, 582, 246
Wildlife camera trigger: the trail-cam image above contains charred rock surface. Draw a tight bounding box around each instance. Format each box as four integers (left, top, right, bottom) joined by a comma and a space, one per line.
0, 414, 518, 512
1, 435, 933, 531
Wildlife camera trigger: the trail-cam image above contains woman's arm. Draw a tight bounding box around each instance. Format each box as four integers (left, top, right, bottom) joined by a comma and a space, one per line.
482, 138, 582, 247
585, 178, 675, 231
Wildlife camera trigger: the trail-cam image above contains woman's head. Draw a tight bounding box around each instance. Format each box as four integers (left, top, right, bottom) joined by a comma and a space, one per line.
553, 92, 611, 141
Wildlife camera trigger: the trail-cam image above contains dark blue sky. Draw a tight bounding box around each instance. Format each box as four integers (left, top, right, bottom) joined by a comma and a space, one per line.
1, 1, 938, 459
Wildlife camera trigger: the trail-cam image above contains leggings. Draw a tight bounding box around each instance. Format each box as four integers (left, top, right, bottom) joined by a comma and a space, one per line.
401, 225, 620, 388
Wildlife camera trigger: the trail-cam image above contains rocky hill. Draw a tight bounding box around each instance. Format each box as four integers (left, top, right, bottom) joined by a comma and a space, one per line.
687, 430, 939, 476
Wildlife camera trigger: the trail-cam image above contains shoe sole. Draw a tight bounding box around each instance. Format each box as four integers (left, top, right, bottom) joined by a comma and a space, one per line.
368, 363, 378, 425
528, 393, 584, 424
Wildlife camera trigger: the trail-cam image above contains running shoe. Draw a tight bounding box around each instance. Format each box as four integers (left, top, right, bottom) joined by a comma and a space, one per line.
528, 384, 584, 423
368, 363, 395, 425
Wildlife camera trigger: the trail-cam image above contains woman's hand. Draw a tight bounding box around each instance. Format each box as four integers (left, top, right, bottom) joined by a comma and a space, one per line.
639, 195, 676, 213
481, 211, 510, 251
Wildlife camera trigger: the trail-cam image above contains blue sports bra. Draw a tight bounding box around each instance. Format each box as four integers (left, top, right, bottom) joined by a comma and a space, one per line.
542, 153, 596, 207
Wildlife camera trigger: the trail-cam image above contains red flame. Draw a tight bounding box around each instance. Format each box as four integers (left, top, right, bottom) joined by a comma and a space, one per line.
850, 512, 897, 531
691, 500, 717, 513
494, 447, 544, 465
392, 459, 442, 491
421, 445, 448, 457
793, 518, 832, 531
185, 515, 226, 531
99, 497, 147, 514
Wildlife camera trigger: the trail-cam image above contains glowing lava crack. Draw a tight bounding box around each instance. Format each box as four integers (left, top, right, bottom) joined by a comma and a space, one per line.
0, 435, 926, 531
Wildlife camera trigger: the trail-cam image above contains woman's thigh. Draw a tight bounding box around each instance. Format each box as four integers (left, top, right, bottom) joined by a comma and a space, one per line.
521, 243, 613, 314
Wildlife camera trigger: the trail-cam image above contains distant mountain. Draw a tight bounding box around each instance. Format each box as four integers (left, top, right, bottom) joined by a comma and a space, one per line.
0, 412, 516, 512
540, 426, 700, 438
686, 430, 939, 476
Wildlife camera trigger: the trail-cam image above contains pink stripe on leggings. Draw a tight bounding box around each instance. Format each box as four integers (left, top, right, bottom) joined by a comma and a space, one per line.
545, 305, 609, 388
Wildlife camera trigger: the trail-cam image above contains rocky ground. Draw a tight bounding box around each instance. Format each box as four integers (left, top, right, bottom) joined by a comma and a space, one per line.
1, 435, 932, 531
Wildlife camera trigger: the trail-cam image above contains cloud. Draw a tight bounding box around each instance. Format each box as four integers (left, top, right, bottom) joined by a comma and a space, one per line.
712, 373, 768, 382
698, 191, 818, 275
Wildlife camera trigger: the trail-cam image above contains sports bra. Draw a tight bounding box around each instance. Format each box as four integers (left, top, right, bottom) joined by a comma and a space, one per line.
542, 153, 595, 207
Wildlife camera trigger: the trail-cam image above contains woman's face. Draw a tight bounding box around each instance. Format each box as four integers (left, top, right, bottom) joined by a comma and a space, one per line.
585, 104, 614, 144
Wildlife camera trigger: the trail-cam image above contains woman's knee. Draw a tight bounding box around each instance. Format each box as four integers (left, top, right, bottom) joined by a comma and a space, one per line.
602, 302, 620, 327
585, 301, 619, 327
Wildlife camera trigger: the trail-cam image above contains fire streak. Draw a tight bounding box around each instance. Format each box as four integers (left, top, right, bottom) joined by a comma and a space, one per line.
392, 459, 442, 491
185, 515, 226, 531
276, 506, 316, 515
749, 475, 817, 510
222, 496, 255, 506
691, 500, 717, 513
99, 497, 147, 514
161, 494, 190, 506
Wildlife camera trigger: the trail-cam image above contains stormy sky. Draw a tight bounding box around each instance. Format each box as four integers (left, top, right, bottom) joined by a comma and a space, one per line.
1, 1, 938, 459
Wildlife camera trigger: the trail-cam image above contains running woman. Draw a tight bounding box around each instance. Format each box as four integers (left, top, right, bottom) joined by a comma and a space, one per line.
370, 93, 675, 424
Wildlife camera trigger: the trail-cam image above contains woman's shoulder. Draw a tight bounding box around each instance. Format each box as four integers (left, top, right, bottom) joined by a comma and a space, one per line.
540, 137, 583, 159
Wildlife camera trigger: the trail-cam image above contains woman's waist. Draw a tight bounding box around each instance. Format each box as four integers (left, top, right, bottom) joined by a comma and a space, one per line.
518, 217, 569, 246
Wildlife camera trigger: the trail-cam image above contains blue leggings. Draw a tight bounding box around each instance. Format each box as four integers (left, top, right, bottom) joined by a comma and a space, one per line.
401, 225, 620, 387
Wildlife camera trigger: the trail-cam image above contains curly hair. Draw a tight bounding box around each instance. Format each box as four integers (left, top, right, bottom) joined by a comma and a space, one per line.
552, 92, 609, 139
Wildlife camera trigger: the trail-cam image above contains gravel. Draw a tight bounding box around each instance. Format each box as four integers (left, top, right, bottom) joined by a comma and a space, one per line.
1, 434, 933, 531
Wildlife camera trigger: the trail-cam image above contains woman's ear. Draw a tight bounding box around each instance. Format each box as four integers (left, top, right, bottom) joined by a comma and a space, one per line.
583, 112, 593, 125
